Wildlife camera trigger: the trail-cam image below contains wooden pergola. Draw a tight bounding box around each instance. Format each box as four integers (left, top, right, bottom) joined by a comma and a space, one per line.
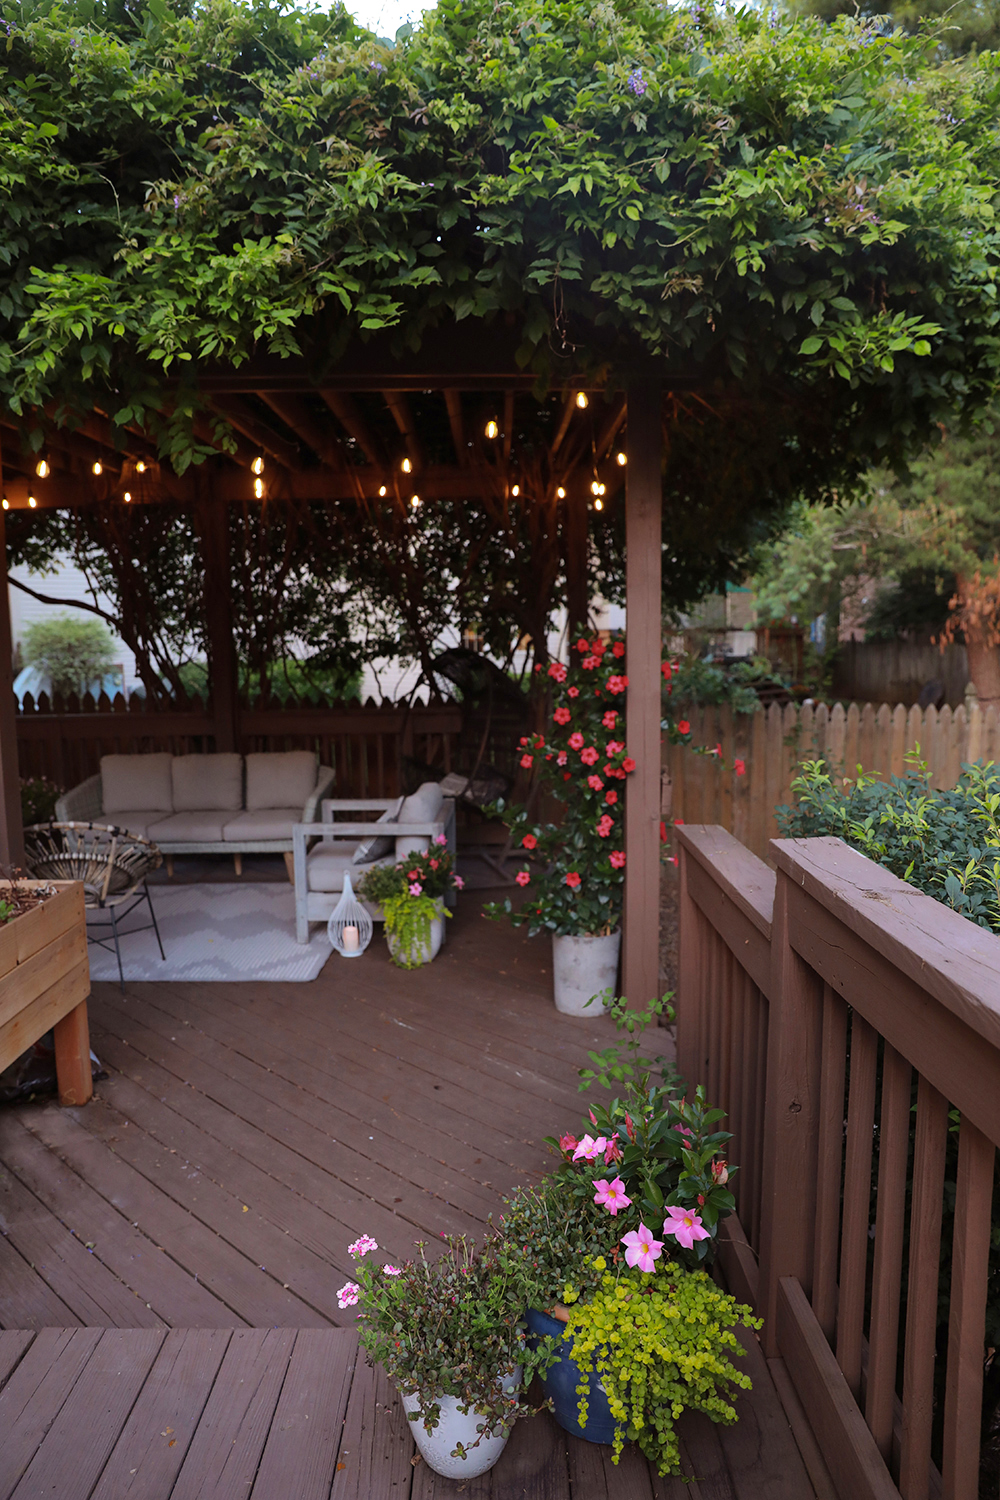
0, 323, 668, 1005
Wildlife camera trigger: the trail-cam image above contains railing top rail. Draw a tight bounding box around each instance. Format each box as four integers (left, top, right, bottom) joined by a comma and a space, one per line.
676, 824, 775, 937
772, 835, 1000, 1055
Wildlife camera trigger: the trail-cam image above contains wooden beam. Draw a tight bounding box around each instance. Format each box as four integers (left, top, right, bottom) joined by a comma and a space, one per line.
0, 435, 25, 867
257, 393, 345, 470
210, 395, 302, 472
195, 478, 238, 754
381, 392, 425, 473
595, 396, 627, 461
445, 391, 467, 467
622, 381, 661, 1009
549, 392, 576, 460
319, 392, 383, 467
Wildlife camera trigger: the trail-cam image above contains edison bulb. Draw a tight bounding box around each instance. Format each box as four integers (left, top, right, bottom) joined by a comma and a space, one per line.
401, 457, 412, 474
1, 499, 7, 510
252, 455, 265, 475
484, 419, 499, 440
512, 484, 520, 497
35, 459, 49, 478
575, 392, 588, 409
92, 461, 103, 476
556, 486, 566, 499
378, 485, 387, 497
28, 495, 37, 508
616, 451, 627, 466
135, 460, 147, 473
410, 494, 421, 508
123, 491, 131, 503
254, 477, 264, 499
595, 498, 604, 511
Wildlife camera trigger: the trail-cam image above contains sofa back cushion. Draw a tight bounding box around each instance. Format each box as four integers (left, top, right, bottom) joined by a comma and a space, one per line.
101, 753, 174, 815
395, 781, 446, 858
245, 750, 317, 811
172, 753, 243, 813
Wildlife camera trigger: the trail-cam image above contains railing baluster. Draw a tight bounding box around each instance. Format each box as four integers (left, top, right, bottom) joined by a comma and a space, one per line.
866, 1042, 911, 1465
729, 965, 747, 1220
900, 1076, 948, 1500
812, 983, 848, 1342
837, 1013, 878, 1397
942, 1120, 994, 1500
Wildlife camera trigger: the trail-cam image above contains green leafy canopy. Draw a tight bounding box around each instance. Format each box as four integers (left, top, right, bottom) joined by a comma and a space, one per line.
2, 0, 1000, 476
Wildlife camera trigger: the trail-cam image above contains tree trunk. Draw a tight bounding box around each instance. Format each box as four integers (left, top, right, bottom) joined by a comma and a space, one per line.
964, 636, 1000, 711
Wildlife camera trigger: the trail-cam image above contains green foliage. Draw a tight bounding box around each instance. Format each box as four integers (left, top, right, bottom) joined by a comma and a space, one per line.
381, 891, 448, 968
778, 753, 1000, 930
22, 612, 115, 696
566, 1264, 759, 1475
667, 655, 790, 713
785, 0, 1000, 59
20, 775, 61, 825
347, 1235, 550, 1448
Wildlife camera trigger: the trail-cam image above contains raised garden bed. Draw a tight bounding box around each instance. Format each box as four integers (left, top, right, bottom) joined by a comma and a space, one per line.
0, 879, 92, 1106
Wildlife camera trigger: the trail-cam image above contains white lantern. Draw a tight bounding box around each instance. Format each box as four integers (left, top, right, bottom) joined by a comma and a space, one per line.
327, 873, 373, 958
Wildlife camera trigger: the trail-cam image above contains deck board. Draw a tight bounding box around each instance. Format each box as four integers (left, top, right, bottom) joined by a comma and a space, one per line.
0, 888, 816, 1497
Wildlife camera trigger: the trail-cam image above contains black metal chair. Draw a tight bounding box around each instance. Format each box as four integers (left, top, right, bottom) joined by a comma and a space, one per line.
23, 821, 166, 991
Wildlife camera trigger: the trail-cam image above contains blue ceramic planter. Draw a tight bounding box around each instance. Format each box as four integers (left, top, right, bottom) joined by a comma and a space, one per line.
524, 1308, 618, 1445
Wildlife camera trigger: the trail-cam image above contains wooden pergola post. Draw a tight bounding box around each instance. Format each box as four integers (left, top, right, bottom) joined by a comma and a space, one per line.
195, 474, 238, 754
0, 436, 24, 867
623, 383, 662, 1008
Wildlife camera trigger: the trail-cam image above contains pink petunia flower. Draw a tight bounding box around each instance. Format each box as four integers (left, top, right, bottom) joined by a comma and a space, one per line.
553, 705, 571, 725
568, 731, 585, 751
621, 1223, 664, 1273
515, 870, 531, 886
580, 746, 599, 766
409, 882, 422, 895
610, 850, 626, 869
337, 1281, 361, 1308
348, 1235, 379, 1257
383, 1264, 402, 1276
572, 1134, 608, 1162
663, 1205, 711, 1251
593, 1176, 632, 1216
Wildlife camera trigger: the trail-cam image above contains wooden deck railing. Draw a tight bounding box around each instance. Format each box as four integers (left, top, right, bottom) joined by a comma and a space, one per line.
15, 691, 463, 799
677, 824, 1000, 1500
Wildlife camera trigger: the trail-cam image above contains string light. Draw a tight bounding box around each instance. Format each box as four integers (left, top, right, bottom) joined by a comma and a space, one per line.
616, 451, 627, 466
1, 499, 7, 511
484, 419, 498, 440
595, 498, 603, 511
254, 477, 264, 499
92, 461, 103, 476
511, 484, 520, 497
123, 491, 131, 503
252, 455, 265, 475
135, 460, 147, 474
28, 496, 37, 508
378, 485, 387, 497
556, 486, 566, 499
575, 392, 589, 409
410, 494, 421, 508
590, 480, 606, 496
35, 459, 50, 478
400, 457, 411, 474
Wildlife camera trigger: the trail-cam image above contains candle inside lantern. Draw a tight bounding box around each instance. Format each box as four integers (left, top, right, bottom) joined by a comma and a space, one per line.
342, 924, 360, 953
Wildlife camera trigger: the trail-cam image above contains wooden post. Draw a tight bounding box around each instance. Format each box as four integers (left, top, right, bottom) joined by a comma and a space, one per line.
53, 999, 93, 1106
196, 472, 238, 753
565, 486, 589, 633
0, 435, 24, 867
623, 383, 661, 1008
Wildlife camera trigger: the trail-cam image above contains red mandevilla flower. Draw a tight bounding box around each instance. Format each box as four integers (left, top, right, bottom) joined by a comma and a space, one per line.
580, 746, 599, 766
610, 850, 626, 869
565, 871, 581, 889
568, 731, 585, 751
515, 870, 531, 886
576, 638, 590, 653
605, 790, 618, 805
522, 833, 537, 850
553, 706, 571, 725
547, 661, 567, 682
622, 757, 636, 773
735, 758, 746, 776
520, 754, 533, 768
612, 641, 625, 658
568, 686, 579, 698
678, 720, 690, 735
588, 775, 604, 791
602, 710, 618, 729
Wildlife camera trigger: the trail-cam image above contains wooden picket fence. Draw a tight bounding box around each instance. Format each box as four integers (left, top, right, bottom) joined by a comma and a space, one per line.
664, 699, 1000, 864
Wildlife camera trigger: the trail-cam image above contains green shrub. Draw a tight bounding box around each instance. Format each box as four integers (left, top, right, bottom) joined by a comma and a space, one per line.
22, 614, 116, 698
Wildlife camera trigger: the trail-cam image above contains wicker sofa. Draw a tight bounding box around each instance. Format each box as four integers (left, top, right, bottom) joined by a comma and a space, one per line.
56, 751, 335, 878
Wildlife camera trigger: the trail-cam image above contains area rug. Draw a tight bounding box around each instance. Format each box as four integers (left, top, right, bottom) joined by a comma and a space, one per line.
85, 883, 332, 983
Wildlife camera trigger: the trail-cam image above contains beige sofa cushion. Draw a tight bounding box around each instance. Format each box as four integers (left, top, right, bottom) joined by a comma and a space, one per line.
395, 781, 446, 858
101, 753, 174, 815
307, 844, 395, 893
147, 811, 229, 843
172, 753, 243, 812
104, 811, 165, 840
245, 751, 317, 812
222, 808, 301, 843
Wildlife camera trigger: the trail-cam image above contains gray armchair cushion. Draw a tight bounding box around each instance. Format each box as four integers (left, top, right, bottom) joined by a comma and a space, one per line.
308, 845, 395, 893
222, 808, 302, 842
172, 753, 243, 812
101, 753, 174, 815
245, 751, 317, 811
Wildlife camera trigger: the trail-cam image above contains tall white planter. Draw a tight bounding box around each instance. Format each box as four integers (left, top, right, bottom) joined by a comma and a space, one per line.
386, 897, 446, 967
552, 929, 621, 1016
401, 1369, 520, 1479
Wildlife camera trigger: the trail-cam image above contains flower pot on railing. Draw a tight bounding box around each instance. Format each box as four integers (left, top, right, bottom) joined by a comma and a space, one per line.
552, 929, 621, 1016
401, 1367, 521, 1478
524, 1308, 617, 1444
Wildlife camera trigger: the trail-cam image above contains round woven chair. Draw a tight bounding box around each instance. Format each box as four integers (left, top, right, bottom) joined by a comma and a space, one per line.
23, 822, 166, 990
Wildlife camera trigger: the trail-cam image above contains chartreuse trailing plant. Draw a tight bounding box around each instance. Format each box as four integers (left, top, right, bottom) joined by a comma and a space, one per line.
356, 834, 462, 967
337, 1232, 548, 1456
779, 754, 1000, 931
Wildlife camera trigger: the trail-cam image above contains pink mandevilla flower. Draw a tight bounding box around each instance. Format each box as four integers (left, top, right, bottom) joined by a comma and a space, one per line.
604, 1137, 623, 1165
610, 850, 626, 869
453, 875, 465, 889
572, 1133, 608, 1162
593, 1176, 632, 1216
663, 1205, 711, 1251
409, 882, 422, 896
337, 1281, 361, 1308
621, 1223, 664, 1273
606, 740, 624, 756
348, 1235, 378, 1257
596, 815, 614, 838
515, 870, 531, 887
559, 1132, 578, 1155
602, 710, 618, 729
434, 833, 448, 846
553, 706, 571, 725
568, 686, 580, 698
568, 731, 585, 751
580, 746, 600, 766
556, 751, 568, 766
588, 774, 604, 791
548, 661, 568, 683
520, 754, 533, 768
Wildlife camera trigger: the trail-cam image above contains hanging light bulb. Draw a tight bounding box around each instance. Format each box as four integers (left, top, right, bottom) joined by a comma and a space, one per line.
410, 494, 421, 508
575, 392, 588, 409
252, 455, 265, 475
135, 460, 147, 474
92, 460, 103, 476
35, 459, 50, 478
123, 491, 131, 503
556, 486, 566, 499
616, 451, 627, 466
28, 495, 37, 508
595, 498, 604, 511
401, 457, 412, 474
484, 419, 499, 440
1, 498, 8, 511
378, 484, 387, 497
591, 480, 600, 495
511, 484, 520, 497
254, 477, 264, 499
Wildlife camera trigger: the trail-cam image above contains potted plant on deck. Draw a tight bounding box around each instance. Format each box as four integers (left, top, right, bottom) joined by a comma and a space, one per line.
357, 836, 464, 968
337, 1232, 547, 1479
486, 633, 693, 1014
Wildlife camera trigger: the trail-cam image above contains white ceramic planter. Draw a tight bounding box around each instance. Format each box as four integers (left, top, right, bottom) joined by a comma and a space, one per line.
552, 929, 621, 1015
401, 1368, 520, 1479
386, 898, 445, 967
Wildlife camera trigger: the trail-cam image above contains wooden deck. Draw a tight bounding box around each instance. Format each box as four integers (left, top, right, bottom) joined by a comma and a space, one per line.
0, 885, 819, 1497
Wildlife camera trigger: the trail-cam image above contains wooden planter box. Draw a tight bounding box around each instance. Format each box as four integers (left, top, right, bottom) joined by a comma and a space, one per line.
0, 881, 92, 1106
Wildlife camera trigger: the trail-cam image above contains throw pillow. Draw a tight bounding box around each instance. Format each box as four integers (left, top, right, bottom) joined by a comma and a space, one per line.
352, 796, 405, 865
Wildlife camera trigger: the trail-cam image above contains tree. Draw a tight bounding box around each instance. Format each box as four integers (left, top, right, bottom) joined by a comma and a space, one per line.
785, 0, 1000, 58
22, 613, 116, 697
